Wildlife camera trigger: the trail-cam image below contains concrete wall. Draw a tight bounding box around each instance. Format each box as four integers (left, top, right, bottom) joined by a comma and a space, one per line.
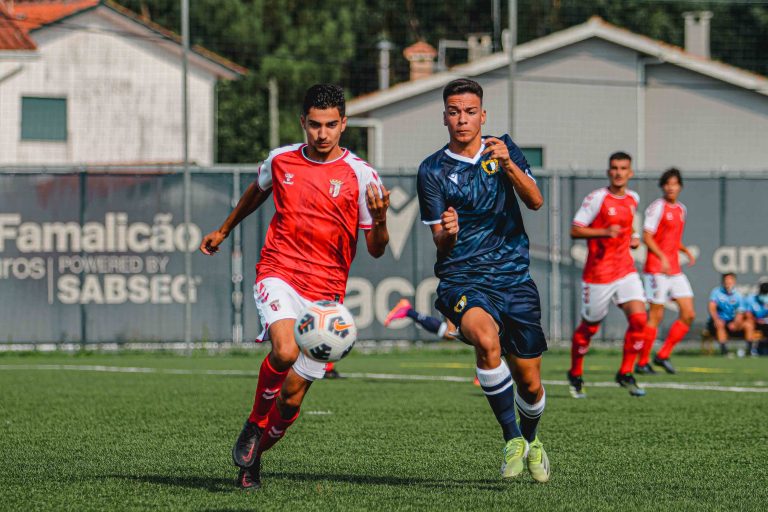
360, 38, 768, 173
645, 64, 768, 171
0, 10, 217, 166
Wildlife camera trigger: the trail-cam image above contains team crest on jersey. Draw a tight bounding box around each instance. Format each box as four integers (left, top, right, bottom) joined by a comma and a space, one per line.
608, 206, 617, 216
283, 173, 295, 185
329, 179, 343, 198
269, 299, 281, 312
481, 159, 499, 175
454, 295, 467, 313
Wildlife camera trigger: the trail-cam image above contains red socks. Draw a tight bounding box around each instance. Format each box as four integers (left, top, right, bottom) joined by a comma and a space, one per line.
637, 325, 657, 366
658, 320, 689, 360
570, 322, 599, 376
248, 355, 289, 428
257, 405, 300, 455
620, 313, 647, 374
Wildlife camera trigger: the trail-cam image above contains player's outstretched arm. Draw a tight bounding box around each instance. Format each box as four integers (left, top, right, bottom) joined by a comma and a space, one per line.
200, 181, 272, 255
364, 183, 390, 258
680, 243, 696, 266
570, 224, 621, 240
483, 137, 543, 210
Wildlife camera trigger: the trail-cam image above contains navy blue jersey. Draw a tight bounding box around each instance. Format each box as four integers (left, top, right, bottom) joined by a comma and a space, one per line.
417, 134, 535, 287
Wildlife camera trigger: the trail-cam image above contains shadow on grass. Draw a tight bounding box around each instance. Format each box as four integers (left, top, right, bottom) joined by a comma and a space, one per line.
103, 470, 529, 493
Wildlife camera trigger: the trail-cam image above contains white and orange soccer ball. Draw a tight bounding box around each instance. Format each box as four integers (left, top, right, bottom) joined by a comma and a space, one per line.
294, 301, 357, 362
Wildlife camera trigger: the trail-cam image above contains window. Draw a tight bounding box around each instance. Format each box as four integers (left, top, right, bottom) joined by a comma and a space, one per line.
21, 97, 67, 141
521, 147, 543, 168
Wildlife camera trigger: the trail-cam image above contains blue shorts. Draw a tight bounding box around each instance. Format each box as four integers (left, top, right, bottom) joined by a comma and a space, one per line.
436, 277, 548, 359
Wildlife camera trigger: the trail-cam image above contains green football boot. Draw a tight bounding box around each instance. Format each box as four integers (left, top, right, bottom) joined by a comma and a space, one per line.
501, 436, 529, 479
527, 436, 551, 483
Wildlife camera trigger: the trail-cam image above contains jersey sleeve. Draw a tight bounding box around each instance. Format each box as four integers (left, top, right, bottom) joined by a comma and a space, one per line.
736, 294, 746, 313
709, 288, 720, 303
256, 157, 273, 190
417, 161, 445, 225
572, 190, 603, 227
644, 200, 664, 234
344, 153, 382, 230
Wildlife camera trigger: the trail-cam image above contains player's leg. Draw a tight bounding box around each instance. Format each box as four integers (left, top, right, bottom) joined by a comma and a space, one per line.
637, 273, 667, 373
503, 279, 549, 482
461, 306, 527, 477
655, 296, 695, 372
257, 367, 313, 455
732, 316, 757, 356
614, 273, 648, 396
384, 297, 449, 338
568, 281, 610, 398
637, 303, 664, 374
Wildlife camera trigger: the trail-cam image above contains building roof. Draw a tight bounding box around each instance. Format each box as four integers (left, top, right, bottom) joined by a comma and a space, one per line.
348, 16, 768, 116
0, 1, 36, 50
0, 0, 245, 77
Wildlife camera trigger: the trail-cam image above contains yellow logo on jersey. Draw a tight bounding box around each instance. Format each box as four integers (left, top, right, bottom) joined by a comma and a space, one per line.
481, 159, 499, 175
454, 295, 468, 313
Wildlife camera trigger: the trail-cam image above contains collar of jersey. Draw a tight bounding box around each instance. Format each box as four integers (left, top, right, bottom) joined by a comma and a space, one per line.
444, 143, 486, 165
299, 144, 349, 165
604, 187, 630, 199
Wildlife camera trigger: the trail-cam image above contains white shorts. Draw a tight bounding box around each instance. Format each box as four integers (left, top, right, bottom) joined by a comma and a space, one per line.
254, 277, 326, 381
643, 273, 694, 305
580, 272, 645, 323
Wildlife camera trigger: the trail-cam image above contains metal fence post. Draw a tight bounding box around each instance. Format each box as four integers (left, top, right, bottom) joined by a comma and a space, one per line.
232, 171, 244, 344
549, 173, 562, 343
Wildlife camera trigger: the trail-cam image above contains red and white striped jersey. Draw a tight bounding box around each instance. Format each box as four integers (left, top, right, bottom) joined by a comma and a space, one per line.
572, 187, 640, 284
255, 143, 382, 301
643, 198, 687, 275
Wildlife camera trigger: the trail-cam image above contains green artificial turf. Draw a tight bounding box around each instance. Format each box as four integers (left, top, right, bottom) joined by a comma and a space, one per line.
1, 348, 766, 511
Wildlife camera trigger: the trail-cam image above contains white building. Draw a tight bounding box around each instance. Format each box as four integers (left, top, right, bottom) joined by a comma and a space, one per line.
348, 15, 768, 172
0, 0, 244, 166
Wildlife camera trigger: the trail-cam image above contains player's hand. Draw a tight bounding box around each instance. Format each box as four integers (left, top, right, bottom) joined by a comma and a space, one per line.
630, 236, 640, 250
441, 207, 459, 235
606, 225, 622, 238
685, 252, 696, 267
366, 183, 390, 225
661, 255, 671, 273
200, 230, 227, 255
482, 137, 513, 170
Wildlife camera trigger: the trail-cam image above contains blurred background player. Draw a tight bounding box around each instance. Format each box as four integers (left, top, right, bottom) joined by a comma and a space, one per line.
200, 84, 390, 490
707, 273, 752, 356
742, 278, 768, 356
418, 79, 550, 482
637, 168, 696, 375
568, 152, 647, 398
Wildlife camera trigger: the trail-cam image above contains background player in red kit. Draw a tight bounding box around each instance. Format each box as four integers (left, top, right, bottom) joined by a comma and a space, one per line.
637, 168, 696, 374
200, 84, 390, 490
567, 152, 647, 398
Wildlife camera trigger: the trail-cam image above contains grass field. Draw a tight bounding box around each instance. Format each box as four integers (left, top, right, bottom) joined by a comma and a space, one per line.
1, 347, 767, 511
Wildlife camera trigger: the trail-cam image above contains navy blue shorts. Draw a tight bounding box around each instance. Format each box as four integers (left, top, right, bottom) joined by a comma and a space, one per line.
435, 277, 548, 359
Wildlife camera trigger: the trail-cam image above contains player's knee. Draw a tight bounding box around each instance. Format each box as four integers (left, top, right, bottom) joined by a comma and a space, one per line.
271, 343, 299, 367
681, 310, 696, 324
628, 312, 647, 332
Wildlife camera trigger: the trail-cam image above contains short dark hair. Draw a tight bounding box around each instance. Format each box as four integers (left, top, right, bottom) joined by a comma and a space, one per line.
609, 151, 632, 165
759, 280, 768, 296
659, 167, 683, 188
302, 84, 345, 117
443, 78, 483, 104
722, 273, 736, 282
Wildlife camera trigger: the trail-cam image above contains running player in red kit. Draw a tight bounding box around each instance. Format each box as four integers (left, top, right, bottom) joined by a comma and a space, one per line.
200, 84, 390, 490
567, 152, 647, 398
636, 168, 696, 375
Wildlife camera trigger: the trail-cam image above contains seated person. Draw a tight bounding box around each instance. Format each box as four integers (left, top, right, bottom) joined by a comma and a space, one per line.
707, 273, 753, 355
743, 279, 768, 356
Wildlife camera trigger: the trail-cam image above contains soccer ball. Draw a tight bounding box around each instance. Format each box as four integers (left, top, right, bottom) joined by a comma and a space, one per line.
294, 301, 357, 362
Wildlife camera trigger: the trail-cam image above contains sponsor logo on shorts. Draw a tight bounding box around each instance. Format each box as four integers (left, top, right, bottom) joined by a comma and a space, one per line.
269, 299, 280, 312
454, 295, 467, 313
